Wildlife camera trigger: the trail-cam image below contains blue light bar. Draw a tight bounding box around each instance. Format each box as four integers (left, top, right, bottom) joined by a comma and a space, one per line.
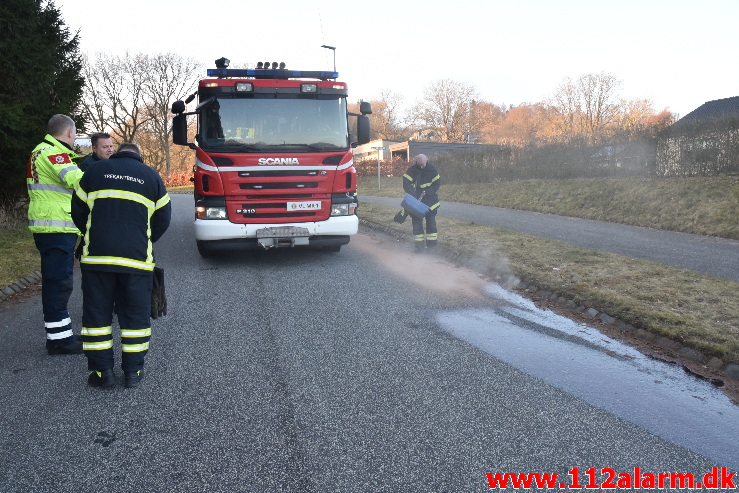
206, 68, 339, 79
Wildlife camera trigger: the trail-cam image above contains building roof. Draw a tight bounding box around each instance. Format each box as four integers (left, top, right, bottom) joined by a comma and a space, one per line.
676, 96, 739, 124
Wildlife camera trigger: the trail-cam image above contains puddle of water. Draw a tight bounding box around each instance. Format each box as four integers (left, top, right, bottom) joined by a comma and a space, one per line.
436, 284, 739, 468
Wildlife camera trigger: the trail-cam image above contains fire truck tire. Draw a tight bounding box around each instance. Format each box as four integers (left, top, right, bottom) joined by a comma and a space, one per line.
196, 240, 213, 258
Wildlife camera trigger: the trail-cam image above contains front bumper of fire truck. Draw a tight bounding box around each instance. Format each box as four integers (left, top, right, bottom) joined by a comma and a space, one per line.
194, 215, 358, 249
195, 215, 358, 240
193, 191, 359, 249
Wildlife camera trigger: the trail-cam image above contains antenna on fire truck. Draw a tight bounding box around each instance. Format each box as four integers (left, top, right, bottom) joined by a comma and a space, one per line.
321, 45, 336, 72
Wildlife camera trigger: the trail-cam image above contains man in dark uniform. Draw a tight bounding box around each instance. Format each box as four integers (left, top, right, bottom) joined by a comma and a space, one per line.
79, 132, 114, 172
402, 154, 441, 253
71, 142, 171, 388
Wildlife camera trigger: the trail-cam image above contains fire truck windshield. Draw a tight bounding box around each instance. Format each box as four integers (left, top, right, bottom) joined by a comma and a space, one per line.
199, 97, 349, 151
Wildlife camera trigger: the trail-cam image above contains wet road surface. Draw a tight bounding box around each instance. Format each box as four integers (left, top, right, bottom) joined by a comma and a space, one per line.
436, 284, 739, 468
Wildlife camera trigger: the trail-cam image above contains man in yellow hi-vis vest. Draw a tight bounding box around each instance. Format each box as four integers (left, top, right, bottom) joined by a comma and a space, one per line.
27, 114, 84, 355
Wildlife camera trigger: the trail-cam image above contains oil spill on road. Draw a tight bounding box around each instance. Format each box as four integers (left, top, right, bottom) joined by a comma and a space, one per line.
435, 285, 739, 469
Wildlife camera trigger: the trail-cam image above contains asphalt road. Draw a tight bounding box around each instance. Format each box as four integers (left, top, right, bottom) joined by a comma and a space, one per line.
0, 194, 733, 492
359, 195, 739, 282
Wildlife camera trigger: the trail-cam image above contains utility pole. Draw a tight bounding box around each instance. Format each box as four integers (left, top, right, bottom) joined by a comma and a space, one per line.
371, 146, 385, 190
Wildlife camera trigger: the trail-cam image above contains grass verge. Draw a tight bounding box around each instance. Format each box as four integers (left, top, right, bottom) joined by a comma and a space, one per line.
358, 202, 739, 365
359, 176, 739, 239
0, 227, 38, 288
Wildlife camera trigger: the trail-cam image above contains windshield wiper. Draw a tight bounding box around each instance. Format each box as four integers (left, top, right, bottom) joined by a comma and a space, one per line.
203, 143, 267, 151
270, 143, 342, 151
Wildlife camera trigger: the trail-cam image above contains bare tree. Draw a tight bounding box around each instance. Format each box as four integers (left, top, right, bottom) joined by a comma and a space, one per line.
473, 101, 506, 144
141, 53, 202, 174
552, 77, 582, 140
413, 79, 480, 143
80, 52, 151, 142
578, 73, 621, 141
368, 89, 409, 140
552, 73, 622, 144
81, 52, 202, 174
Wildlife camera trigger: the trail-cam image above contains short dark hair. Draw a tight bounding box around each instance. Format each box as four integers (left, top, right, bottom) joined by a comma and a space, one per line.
117, 142, 141, 156
47, 114, 75, 137
90, 132, 111, 146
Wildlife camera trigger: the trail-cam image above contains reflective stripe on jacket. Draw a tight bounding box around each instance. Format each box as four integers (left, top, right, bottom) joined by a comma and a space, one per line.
27, 135, 83, 233
71, 151, 172, 274
402, 162, 441, 210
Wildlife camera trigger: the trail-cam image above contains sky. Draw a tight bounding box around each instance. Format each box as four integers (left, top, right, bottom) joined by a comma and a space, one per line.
58, 0, 738, 119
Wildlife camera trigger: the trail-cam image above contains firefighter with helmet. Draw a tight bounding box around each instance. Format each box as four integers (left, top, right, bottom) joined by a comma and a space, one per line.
402, 154, 441, 252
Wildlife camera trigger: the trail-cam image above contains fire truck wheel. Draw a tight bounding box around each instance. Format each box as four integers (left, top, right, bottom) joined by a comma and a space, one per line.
196, 240, 213, 258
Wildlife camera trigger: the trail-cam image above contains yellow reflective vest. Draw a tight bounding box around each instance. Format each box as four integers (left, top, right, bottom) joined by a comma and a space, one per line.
27, 135, 84, 233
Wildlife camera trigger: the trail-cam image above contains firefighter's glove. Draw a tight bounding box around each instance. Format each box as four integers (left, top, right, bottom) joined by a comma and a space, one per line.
393, 210, 407, 223
150, 267, 167, 319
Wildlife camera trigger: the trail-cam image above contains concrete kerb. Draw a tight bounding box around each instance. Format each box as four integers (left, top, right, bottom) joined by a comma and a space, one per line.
358, 217, 739, 383
0, 270, 41, 301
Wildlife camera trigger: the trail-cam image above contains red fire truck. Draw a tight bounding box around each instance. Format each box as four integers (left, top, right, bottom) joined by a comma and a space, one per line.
171, 57, 371, 257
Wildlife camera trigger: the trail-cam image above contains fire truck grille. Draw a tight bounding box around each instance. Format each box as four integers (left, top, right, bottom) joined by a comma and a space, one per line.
239, 182, 318, 190
238, 170, 320, 177
245, 194, 313, 199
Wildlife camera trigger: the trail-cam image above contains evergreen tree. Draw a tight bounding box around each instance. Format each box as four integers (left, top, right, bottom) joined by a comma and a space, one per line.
0, 0, 84, 198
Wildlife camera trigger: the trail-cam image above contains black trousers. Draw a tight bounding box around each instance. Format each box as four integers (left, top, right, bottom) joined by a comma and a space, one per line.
33, 233, 77, 343
80, 269, 153, 372
411, 211, 438, 250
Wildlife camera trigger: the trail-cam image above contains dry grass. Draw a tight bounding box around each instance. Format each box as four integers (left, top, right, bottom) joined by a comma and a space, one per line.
359, 176, 739, 239
0, 227, 38, 288
0, 198, 38, 287
358, 202, 739, 364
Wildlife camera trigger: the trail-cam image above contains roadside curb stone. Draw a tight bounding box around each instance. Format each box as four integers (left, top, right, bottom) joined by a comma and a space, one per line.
654, 336, 682, 352
725, 364, 739, 380
678, 347, 707, 364
0, 270, 41, 302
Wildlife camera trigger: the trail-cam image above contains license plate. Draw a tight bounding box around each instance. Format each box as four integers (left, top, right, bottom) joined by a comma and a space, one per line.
256, 226, 310, 238
287, 201, 321, 211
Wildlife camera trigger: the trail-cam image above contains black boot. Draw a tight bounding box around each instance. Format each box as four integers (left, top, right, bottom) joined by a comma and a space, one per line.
47, 338, 83, 355
88, 369, 115, 388
125, 370, 144, 388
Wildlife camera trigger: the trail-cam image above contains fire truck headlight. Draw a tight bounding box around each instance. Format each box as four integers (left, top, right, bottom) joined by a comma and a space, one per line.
236, 82, 253, 92
300, 83, 317, 93
330, 203, 351, 216
196, 206, 227, 220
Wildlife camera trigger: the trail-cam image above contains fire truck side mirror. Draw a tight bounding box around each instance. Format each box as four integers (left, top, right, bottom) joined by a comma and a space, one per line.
359, 101, 372, 115
172, 114, 189, 146
357, 115, 371, 145
171, 100, 186, 114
